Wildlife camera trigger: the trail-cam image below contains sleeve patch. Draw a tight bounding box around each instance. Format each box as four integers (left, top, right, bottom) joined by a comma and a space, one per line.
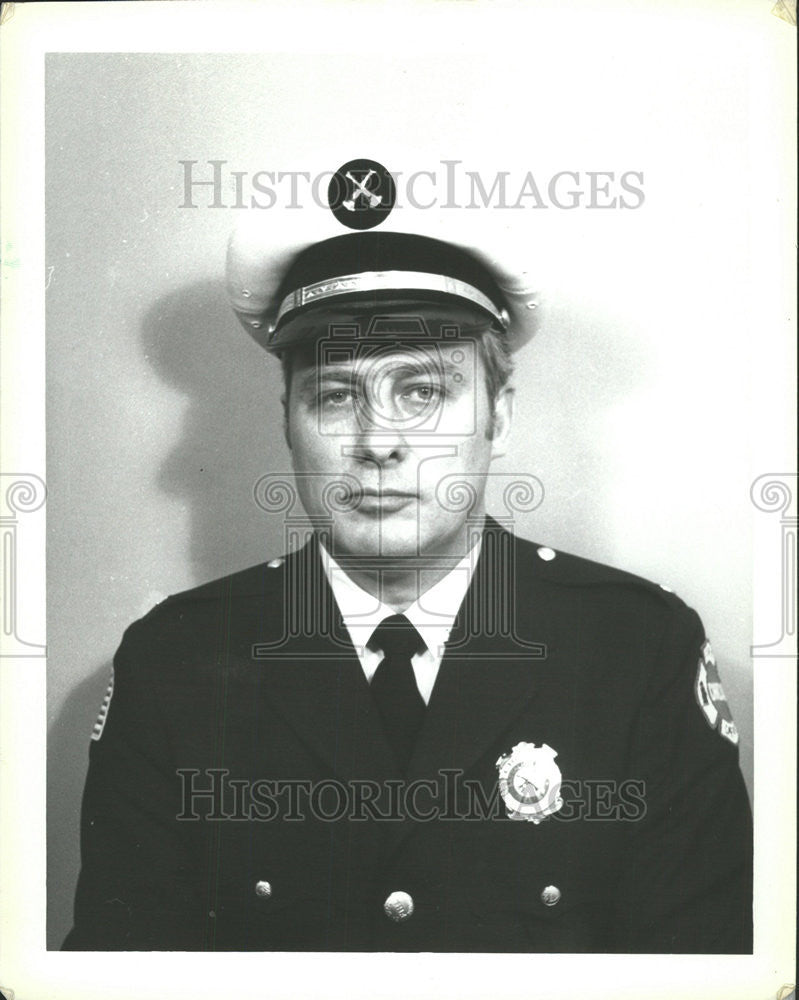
694, 640, 738, 745
91, 667, 115, 741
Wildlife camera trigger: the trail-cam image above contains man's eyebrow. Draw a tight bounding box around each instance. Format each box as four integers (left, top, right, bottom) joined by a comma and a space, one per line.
392, 359, 465, 380
295, 368, 354, 393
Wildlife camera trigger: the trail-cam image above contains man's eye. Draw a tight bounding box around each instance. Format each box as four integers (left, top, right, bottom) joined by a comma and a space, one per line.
401, 384, 444, 403
319, 389, 355, 407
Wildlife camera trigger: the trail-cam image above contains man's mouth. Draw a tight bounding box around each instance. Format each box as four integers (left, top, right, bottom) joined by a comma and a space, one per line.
355, 488, 418, 513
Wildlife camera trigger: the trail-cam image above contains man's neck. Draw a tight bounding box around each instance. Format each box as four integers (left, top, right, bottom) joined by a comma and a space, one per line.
319, 522, 485, 612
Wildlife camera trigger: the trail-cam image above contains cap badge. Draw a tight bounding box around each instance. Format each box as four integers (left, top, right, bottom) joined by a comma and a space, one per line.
495, 742, 564, 823
328, 158, 396, 230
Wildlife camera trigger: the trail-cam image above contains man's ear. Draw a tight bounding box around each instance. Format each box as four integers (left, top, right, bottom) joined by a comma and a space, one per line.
489, 386, 515, 458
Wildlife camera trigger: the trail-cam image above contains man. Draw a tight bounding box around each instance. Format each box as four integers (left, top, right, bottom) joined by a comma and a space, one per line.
64, 225, 752, 952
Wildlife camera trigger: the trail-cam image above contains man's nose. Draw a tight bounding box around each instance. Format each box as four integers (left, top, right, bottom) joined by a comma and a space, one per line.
350, 400, 409, 464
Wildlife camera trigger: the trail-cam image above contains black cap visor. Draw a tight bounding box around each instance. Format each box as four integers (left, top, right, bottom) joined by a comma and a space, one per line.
270, 291, 499, 352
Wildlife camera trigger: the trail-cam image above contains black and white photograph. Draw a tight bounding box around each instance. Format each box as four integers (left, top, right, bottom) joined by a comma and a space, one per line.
0, 2, 795, 998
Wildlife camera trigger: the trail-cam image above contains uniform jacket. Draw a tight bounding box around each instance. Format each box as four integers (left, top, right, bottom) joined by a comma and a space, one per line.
63, 518, 752, 952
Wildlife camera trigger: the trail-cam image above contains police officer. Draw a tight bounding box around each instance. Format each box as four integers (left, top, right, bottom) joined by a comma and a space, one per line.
64, 202, 752, 951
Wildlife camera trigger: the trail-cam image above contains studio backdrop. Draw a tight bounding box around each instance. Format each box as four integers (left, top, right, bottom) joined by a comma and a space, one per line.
46, 49, 759, 948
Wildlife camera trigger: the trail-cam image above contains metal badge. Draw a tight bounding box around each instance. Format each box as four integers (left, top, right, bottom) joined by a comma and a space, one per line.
496, 741, 564, 824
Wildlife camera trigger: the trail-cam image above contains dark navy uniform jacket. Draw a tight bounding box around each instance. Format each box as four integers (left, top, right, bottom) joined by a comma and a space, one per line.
63, 519, 752, 952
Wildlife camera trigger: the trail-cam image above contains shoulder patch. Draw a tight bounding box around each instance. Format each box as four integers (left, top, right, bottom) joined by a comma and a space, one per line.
91, 667, 115, 741
694, 640, 738, 745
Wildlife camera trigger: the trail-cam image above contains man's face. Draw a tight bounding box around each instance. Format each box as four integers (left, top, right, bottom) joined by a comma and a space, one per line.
284, 337, 513, 562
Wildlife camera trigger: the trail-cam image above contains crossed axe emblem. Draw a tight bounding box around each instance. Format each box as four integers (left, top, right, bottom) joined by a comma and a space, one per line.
342, 169, 383, 212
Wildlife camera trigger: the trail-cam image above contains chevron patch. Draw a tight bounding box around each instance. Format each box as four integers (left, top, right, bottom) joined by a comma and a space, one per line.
91, 668, 115, 741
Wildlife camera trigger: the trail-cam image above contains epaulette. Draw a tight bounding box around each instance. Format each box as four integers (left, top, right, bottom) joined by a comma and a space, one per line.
520, 538, 689, 609
136, 555, 289, 619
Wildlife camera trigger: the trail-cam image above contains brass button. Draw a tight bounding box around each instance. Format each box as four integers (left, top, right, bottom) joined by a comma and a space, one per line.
536, 546, 556, 562
254, 880, 272, 898
540, 884, 561, 907
383, 890, 414, 922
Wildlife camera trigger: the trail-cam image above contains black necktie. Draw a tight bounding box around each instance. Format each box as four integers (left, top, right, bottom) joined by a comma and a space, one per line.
368, 614, 426, 773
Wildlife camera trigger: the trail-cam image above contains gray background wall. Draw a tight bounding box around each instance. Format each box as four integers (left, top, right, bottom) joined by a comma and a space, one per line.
46, 49, 758, 947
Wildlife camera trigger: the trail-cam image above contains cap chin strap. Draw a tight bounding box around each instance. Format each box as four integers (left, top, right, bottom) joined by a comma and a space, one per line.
274, 269, 509, 331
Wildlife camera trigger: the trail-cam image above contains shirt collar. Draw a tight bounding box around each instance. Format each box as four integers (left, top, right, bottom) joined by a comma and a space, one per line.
319, 534, 483, 654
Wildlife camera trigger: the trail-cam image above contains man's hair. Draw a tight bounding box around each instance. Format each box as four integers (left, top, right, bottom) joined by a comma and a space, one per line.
279, 326, 515, 425
476, 325, 515, 410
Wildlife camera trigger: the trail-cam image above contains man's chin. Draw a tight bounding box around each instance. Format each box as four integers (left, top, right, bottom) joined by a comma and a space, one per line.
333, 530, 425, 561
325, 514, 473, 564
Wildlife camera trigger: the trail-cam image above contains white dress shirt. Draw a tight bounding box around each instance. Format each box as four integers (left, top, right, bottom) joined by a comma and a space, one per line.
319, 538, 483, 704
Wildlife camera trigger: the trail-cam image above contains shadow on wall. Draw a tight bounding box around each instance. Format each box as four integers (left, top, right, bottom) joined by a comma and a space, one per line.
145, 278, 290, 581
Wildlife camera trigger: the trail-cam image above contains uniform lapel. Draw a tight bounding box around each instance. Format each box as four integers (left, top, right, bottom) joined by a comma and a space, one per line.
406, 519, 557, 781
252, 535, 402, 783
